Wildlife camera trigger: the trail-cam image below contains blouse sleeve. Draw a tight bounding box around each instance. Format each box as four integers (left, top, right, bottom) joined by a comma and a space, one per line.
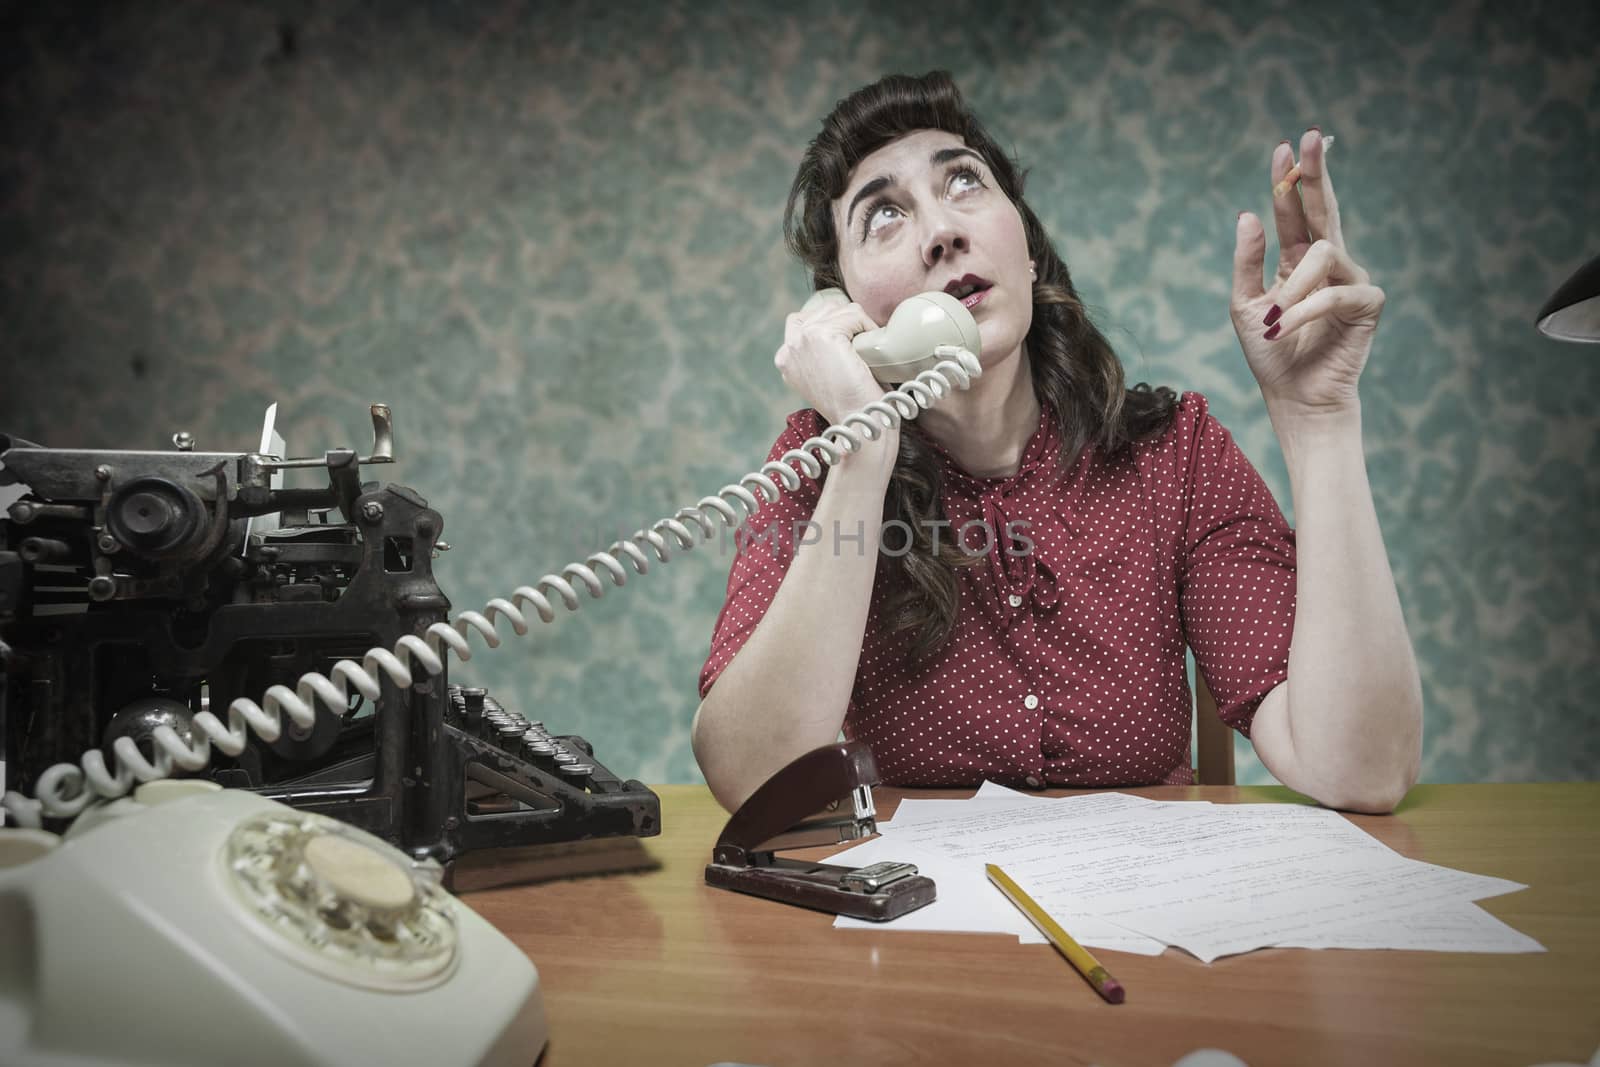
1175, 393, 1298, 737
697, 410, 828, 699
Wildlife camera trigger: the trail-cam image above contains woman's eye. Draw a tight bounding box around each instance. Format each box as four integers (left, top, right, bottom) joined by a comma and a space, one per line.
950, 168, 984, 195
864, 203, 901, 237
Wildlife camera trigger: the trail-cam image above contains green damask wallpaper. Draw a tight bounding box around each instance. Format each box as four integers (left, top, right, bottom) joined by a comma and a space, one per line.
1, 0, 1596, 786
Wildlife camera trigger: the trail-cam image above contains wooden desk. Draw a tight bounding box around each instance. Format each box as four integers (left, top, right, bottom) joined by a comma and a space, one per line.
466, 784, 1600, 1067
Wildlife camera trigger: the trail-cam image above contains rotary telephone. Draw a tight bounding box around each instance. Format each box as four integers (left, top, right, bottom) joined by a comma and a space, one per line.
0, 289, 982, 1067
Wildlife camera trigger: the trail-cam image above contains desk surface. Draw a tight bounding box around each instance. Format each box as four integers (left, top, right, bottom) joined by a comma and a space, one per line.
465, 783, 1600, 1067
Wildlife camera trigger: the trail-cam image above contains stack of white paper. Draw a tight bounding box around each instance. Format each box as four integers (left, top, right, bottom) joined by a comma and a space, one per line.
833, 785, 1544, 962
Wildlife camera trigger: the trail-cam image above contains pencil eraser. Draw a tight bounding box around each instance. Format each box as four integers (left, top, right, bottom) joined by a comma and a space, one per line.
1100, 977, 1126, 1004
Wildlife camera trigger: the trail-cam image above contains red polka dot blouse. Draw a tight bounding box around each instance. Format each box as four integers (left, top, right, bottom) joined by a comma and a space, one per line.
699, 391, 1297, 788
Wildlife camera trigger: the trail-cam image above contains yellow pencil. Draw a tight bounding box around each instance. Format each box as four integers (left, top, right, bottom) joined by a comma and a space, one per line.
986, 863, 1126, 1005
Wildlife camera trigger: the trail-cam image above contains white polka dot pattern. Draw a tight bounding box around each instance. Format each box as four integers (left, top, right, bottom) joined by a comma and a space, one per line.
698, 392, 1297, 788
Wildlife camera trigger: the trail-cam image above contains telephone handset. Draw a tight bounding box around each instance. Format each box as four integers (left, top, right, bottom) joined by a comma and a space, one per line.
802, 287, 983, 383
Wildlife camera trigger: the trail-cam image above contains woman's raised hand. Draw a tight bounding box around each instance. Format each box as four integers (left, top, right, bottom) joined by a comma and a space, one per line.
1231, 128, 1386, 420
775, 295, 889, 425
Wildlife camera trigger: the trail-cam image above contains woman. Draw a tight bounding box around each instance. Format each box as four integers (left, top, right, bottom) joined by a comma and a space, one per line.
692, 71, 1421, 815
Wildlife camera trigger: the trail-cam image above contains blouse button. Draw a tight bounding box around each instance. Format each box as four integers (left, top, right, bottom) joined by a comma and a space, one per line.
1024, 775, 1043, 789
1008, 594, 1023, 608
1023, 694, 1039, 710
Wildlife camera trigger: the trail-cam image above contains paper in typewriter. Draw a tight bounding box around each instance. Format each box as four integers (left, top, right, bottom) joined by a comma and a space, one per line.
832, 788, 1541, 962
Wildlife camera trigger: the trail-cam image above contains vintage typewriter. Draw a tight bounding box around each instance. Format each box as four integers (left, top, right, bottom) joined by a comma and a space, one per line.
0, 404, 659, 876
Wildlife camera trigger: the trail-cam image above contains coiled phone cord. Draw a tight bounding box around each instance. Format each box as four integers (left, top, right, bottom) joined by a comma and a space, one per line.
1, 347, 982, 829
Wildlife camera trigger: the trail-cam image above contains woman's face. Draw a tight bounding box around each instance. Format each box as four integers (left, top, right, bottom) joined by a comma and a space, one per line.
832, 129, 1033, 367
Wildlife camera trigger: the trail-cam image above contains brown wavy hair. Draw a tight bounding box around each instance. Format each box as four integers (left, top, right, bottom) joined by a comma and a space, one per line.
784, 71, 1178, 660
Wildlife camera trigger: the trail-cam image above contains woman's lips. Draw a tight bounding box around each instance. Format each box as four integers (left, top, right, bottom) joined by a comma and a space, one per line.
960, 287, 989, 310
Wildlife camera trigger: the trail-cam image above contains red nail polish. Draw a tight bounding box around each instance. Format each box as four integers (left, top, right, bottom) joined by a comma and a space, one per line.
1308, 125, 1321, 133
1264, 323, 1282, 341
1263, 304, 1282, 327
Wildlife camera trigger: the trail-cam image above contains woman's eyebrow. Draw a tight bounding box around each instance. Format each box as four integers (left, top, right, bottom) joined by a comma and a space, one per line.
845, 175, 894, 231
845, 147, 988, 230
930, 146, 985, 168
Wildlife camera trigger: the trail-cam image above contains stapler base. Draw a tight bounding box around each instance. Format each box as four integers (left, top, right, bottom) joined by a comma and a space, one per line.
704, 857, 936, 921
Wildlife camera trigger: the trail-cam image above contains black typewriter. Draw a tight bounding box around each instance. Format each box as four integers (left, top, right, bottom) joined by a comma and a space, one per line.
0, 404, 659, 873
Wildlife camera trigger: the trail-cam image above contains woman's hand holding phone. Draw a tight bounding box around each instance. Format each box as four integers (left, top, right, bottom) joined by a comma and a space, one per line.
775, 293, 890, 426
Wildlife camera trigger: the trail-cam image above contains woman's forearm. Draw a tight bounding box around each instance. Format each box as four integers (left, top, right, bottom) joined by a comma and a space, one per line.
691, 431, 899, 811
1251, 403, 1423, 812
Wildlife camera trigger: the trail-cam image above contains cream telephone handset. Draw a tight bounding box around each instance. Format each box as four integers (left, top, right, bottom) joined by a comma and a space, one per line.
802, 287, 983, 383
0, 291, 981, 1067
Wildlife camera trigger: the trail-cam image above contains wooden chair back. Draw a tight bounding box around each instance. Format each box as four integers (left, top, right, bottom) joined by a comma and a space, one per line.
1193, 667, 1236, 786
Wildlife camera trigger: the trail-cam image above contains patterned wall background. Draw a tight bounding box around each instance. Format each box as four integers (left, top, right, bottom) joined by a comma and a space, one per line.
2, 0, 1596, 788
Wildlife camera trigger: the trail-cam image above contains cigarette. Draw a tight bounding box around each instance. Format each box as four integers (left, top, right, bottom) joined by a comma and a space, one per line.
1273, 135, 1335, 198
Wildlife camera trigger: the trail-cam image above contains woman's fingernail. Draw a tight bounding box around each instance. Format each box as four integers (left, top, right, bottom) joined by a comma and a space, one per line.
1264, 323, 1282, 341
1263, 304, 1282, 327
1308, 125, 1321, 133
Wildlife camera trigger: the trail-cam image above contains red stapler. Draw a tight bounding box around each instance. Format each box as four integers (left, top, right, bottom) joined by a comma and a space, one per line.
704, 740, 936, 921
